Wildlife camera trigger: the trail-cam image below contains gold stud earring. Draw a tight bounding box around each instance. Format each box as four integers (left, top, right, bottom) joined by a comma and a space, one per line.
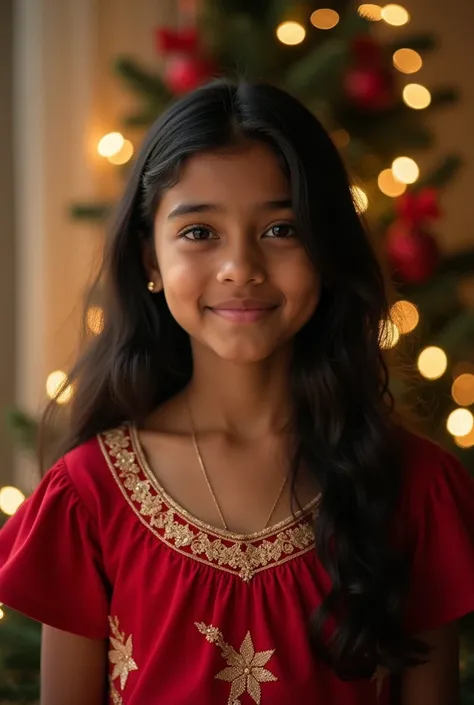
147, 281, 155, 292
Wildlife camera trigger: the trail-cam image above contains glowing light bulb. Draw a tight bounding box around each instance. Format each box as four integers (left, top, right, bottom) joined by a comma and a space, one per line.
377, 168, 407, 197
310, 9, 340, 29
447, 408, 474, 438
403, 84, 431, 110
107, 139, 134, 165
276, 21, 306, 45
358, 4, 383, 21
0, 486, 25, 515
381, 4, 410, 26
97, 132, 124, 158
392, 157, 419, 184
379, 320, 400, 349
46, 370, 74, 404
351, 186, 369, 214
390, 300, 419, 334
393, 48, 422, 74
417, 346, 447, 380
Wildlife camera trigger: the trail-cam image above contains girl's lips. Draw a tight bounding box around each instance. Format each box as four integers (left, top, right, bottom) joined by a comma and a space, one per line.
208, 306, 278, 323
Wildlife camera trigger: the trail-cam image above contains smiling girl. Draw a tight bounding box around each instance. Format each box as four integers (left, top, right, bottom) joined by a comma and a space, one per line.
0, 78, 473, 705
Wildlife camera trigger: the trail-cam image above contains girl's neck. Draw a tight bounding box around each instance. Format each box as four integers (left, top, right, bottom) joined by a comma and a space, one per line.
186, 342, 292, 440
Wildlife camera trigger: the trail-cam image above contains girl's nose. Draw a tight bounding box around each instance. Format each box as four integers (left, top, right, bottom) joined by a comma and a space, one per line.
216, 241, 266, 286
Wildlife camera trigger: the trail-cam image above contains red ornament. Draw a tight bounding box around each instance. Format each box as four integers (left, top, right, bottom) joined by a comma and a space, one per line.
386, 188, 442, 283
344, 66, 395, 111
164, 54, 215, 94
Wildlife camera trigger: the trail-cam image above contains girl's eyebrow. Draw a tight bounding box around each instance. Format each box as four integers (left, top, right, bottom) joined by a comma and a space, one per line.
167, 198, 293, 220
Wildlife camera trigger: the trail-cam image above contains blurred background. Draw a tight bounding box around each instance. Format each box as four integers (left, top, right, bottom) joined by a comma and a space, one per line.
0, 0, 474, 700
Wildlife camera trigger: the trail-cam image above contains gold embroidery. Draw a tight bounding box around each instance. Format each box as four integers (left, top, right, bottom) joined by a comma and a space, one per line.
108, 616, 138, 695
100, 426, 319, 582
195, 622, 277, 704
110, 681, 122, 705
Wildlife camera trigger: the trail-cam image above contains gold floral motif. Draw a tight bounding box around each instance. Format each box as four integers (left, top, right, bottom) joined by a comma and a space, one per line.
109, 681, 123, 705
100, 427, 319, 582
195, 622, 277, 704
108, 616, 138, 693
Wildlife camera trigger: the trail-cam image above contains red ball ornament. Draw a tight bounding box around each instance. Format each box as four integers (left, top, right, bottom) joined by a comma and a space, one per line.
164, 54, 214, 94
344, 66, 394, 111
386, 222, 440, 283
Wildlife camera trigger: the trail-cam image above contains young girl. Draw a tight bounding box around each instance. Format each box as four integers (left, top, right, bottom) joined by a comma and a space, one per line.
0, 78, 473, 705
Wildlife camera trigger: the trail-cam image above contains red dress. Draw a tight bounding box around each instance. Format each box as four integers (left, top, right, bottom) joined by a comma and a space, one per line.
0, 424, 474, 705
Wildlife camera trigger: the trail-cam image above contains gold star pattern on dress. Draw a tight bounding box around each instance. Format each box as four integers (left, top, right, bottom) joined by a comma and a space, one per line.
195, 622, 278, 704
108, 616, 139, 693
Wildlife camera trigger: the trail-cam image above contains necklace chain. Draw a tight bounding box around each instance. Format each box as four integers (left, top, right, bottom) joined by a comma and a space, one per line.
187, 393, 289, 532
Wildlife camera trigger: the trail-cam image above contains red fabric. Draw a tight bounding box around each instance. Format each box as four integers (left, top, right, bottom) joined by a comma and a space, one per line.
0, 425, 473, 705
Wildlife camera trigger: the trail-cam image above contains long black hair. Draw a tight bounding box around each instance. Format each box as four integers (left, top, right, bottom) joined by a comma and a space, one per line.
42, 78, 428, 681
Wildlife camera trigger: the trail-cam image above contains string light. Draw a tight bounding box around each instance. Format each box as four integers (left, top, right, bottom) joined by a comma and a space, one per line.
107, 140, 134, 165
403, 84, 432, 110
351, 186, 369, 213
393, 48, 423, 74
310, 9, 340, 30
455, 426, 474, 449
358, 4, 383, 21
379, 319, 400, 349
276, 21, 306, 45
0, 486, 25, 516
97, 132, 125, 158
452, 373, 474, 406
381, 4, 410, 26
46, 370, 73, 404
86, 306, 105, 336
377, 168, 407, 197
392, 156, 419, 184
417, 346, 447, 380
390, 300, 419, 334
447, 408, 474, 438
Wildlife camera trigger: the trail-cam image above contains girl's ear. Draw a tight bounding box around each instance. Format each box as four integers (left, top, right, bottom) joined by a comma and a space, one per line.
142, 239, 163, 293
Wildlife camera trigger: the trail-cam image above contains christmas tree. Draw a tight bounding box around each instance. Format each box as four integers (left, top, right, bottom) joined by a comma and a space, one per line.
2, 1, 474, 701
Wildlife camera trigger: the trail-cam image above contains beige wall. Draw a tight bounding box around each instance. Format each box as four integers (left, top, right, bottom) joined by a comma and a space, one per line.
0, 0, 14, 483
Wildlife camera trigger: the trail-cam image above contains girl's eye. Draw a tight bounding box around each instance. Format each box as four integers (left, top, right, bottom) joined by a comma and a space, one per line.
179, 226, 217, 242
264, 223, 296, 239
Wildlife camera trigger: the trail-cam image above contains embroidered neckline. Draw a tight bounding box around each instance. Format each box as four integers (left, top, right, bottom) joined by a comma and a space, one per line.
99, 425, 320, 581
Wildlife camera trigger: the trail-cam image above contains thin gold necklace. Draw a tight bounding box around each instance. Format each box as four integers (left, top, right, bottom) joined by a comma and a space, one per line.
186, 393, 289, 532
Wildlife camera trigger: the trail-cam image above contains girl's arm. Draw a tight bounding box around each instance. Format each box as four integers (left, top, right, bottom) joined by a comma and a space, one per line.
41, 625, 107, 705
400, 622, 460, 705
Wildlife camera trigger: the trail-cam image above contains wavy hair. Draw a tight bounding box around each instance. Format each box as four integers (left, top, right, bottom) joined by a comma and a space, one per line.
41, 78, 429, 681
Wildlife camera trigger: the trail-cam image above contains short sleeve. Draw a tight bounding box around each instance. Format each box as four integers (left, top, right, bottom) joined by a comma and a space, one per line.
402, 445, 474, 634
0, 457, 110, 639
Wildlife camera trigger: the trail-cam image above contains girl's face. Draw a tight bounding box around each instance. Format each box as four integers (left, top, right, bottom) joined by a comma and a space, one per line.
148, 140, 320, 363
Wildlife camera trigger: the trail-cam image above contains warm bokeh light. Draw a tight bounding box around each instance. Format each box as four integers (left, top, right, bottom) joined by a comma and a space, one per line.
393, 48, 422, 74
381, 4, 410, 26
403, 84, 431, 110
392, 156, 419, 184
330, 128, 350, 149
452, 373, 474, 407
276, 21, 306, 45
0, 486, 25, 516
351, 186, 369, 213
97, 132, 124, 158
379, 319, 400, 349
447, 408, 474, 438
455, 426, 474, 449
87, 306, 105, 336
46, 370, 74, 404
390, 300, 420, 334
107, 139, 134, 165
417, 346, 448, 380
358, 4, 383, 21
377, 168, 407, 197
310, 9, 340, 29
0, 607, 4, 620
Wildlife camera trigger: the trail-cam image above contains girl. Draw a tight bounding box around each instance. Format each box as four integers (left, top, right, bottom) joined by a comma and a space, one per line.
0, 78, 473, 705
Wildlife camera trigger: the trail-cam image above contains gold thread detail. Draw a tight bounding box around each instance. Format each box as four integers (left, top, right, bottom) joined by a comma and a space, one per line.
108, 616, 138, 693
195, 622, 277, 704
99, 426, 319, 581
